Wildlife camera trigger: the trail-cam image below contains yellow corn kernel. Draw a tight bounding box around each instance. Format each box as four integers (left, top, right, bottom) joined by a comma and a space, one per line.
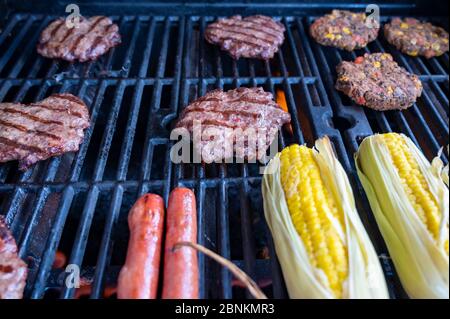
373, 61, 381, 68
408, 51, 419, 56
387, 86, 394, 95
342, 27, 351, 34
432, 43, 441, 51
335, 34, 342, 40
325, 33, 335, 39
400, 22, 409, 29
280, 145, 348, 298
382, 134, 444, 249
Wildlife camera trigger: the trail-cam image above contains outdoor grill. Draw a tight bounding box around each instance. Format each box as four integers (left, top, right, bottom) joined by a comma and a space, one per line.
0, 0, 448, 299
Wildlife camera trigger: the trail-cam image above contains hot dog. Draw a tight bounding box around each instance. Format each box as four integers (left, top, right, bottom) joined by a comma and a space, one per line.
117, 194, 165, 299
162, 188, 199, 299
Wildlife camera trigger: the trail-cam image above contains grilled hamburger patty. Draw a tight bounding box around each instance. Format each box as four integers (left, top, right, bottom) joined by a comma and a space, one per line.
0, 216, 27, 299
384, 18, 449, 58
310, 10, 379, 51
335, 53, 423, 111
174, 87, 291, 163
37, 16, 121, 62
0, 94, 90, 170
204, 15, 285, 60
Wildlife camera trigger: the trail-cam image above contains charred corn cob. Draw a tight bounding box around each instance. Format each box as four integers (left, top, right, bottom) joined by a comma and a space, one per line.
355, 133, 449, 299
263, 136, 388, 299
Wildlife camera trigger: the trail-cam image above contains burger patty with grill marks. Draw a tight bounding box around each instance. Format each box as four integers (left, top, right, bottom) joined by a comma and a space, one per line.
0, 216, 27, 299
37, 16, 121, 62
204, 15, 285, 60
0, 94, 90, 170
174, 87, 291, 163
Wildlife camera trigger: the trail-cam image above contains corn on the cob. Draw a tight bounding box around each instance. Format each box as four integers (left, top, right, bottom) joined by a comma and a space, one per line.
355, 133, 449, 299
280, 144, 348, 298
263, 136, 388, 299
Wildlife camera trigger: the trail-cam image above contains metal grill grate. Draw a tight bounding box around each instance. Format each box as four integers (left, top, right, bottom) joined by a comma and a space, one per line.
0, 3, 448, 299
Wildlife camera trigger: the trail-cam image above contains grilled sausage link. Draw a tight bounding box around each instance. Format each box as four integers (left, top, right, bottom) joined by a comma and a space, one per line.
117, 194, 165, 299
162, 188, 199, 299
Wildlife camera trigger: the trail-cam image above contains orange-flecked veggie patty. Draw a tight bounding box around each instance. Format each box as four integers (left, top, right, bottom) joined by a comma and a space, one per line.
335, 53, 423, 111
384, 18, 449, 59
310, 10, 379, 51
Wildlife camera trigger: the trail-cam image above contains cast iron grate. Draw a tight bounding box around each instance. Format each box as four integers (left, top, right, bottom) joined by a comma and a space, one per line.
0, 4, 448, 299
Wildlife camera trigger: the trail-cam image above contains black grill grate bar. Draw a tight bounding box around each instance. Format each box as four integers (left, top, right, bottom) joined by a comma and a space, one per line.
217, 179, 232, 298
421, 87, 449, 134
92, 83, 127, 181
0, 14, 20, 45
138, 17, 157, 78
90, 185, 124, 298
17, 189, 50, 255
283, 18, 305, 77
169, 16, 186, 115
115, 82, 146, 181
156, 18, 173, 79
196, 16, 209, 299
195, 182, 206, 298
60, 186, 100, 299
119, 18, 142, 78
239, 182, 257, 299
30, 186, 76, 298
296, 18, 332, 107
6, 17, 52, 78
429, 81, 449, 116
0, 15, 35, 72
69, 82, 109, 182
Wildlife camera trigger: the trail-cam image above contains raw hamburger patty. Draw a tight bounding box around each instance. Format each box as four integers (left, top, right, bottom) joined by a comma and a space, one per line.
0, 216, 27, 299
0, 94, 90, 170
174, 87, 291, 163
310, 10, 379, 51
384, 18, 449, 58
204, 15, 285, 60
37, 16, 121, 62
335, 53, 423, 111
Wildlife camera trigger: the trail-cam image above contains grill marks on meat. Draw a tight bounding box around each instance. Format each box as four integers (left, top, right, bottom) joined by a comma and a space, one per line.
0, 94, 90, 170
175, 87, 291, 163
37, 16, 121, 62
335, 53, 423, 111
205, 15, 285, 60
0, 216, 27, 299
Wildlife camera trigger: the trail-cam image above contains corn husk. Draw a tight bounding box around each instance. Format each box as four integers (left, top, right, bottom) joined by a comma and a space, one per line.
355, 134, 449, 299
432, 145, 449, 187
262, 136, 389, 299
